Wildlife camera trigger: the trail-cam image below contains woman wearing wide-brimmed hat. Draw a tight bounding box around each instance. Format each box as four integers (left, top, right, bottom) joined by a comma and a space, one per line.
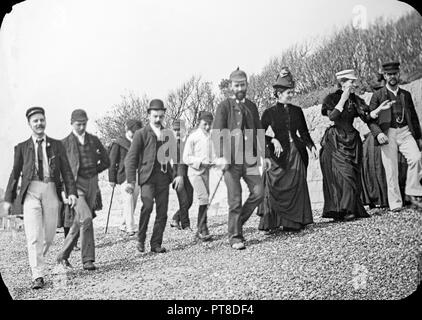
320, 69, 391, 221
257, 68, 317, 233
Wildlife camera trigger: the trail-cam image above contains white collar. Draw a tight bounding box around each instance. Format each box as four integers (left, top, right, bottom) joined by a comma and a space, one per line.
235, 98, 246, 104
125, 131, 133, 142
386, 85, 399, 95
32, 134, 46, 144
150, 124, 162, 139
73, 130, 86, 139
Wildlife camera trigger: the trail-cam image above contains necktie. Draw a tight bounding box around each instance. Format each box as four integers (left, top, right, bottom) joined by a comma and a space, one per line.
37, 139, 44, 180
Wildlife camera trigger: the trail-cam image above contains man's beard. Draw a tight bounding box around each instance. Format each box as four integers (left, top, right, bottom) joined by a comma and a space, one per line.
154, 121, 162, 127
234, 90, 246, 101
388, 78, 398, 86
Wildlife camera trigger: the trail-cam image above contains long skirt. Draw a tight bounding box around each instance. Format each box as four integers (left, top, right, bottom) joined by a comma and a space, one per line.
320, 126, 369, 219
360, 133, 408, 208
258, 142, 313, 231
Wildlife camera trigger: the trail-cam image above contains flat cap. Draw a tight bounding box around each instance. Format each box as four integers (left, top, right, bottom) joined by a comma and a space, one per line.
198, 111, 214, 122
147, 99, 166, 112
273, 67, 295, 89
71, 109, 88, 123
126, 119, 143, 132
26, 106, 45, 119
229, 67, 247, 82
382, 61, 400, 73
335, 69, 358, 80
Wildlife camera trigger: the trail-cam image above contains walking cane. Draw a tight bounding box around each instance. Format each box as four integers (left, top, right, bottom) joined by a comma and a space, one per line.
208, 169, 225, 208
104, 185, 115, 234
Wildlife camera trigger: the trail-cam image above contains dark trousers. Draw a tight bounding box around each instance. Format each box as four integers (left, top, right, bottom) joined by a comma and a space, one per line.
138, 171, 170, 249
172, 177, 194, 228
224, 164, 264, 245
197, 205, 208, 233
58, 175, 97, 263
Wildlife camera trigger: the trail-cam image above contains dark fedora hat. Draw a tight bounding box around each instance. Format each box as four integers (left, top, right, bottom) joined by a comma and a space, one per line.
273, 67, 295, 89
147, 99, 166, 112
126, 119, 143, 132
26, 106, 45, 120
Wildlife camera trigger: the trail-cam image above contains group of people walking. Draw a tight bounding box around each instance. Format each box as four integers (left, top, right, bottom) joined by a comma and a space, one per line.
3, 62, 422, 290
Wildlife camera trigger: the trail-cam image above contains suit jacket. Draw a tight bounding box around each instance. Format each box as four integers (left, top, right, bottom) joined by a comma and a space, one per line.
62, 132, 110, 181
369, 86, 421, 145
5, 136, 77, 204
125, 124, 174, 186
262, 103, 315, 169
108, 136, 131, 184
212, 98, 264, 167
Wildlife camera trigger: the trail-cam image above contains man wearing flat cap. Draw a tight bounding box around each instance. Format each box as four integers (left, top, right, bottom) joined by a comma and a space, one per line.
109, 119, 143, 236
125, 99, 175, 253
170, 119, 194, 231
3, 107, 77, 289
56, 109, 110, 271
212, 68, 271, 250
183, 111, 216, 240
369, 61, 422, 211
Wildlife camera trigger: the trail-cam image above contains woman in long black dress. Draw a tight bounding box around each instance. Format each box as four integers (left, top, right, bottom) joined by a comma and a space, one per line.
320, 69, 392, 221
258, 68, 317, 233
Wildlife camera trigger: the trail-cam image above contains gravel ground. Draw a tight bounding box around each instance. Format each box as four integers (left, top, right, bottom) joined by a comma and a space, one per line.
1, 199, 421, 300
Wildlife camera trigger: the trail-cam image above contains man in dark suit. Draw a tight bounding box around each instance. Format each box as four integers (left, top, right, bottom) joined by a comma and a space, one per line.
56, 109, 110, 271
212, 68, 270, 250
369, 61, 422, 211
109, 119, 143, 236
170, 119, 194, 231
3, 107, 77, 289
125, 99, 174, 253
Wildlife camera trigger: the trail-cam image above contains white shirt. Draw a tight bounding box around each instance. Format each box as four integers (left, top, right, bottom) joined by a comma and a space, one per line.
32, 134, 50, 178
125, 131, 133, 143
72, 130, 86, 144
150, 124, 163, 140
386, 85, 399, 97
183, 128, 215, 176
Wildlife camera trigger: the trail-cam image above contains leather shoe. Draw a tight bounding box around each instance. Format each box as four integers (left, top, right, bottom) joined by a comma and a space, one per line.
83, 261, 96, 271
196, 231, 212, 241
74, 244, 80, 251
151, 246, 167, 253
136, 242, 145, 253
170, 220, 181, 229
343, 213, 356, 221
390, 207, 403, 213
32, 277, 44, 290
57, 258, 73, 269
408, 196, 422, 209
231, 242, 246, 250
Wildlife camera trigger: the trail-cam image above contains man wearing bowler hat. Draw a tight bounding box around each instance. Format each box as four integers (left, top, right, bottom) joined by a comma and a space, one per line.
125, 99, 175, 253
369, 61, 422, 211
56, 109, 110, 271
109, 119, 143, 236
3, 107, 77, 289
212, 68, 271, 250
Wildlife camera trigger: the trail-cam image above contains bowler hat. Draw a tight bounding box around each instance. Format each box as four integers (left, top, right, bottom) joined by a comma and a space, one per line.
147, 99, 166, 112
26, 106, 45, 120
382, 61, 400, 73
71, 109, 88, 123
229, 67, 247, 82
273, 67, 295, 89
